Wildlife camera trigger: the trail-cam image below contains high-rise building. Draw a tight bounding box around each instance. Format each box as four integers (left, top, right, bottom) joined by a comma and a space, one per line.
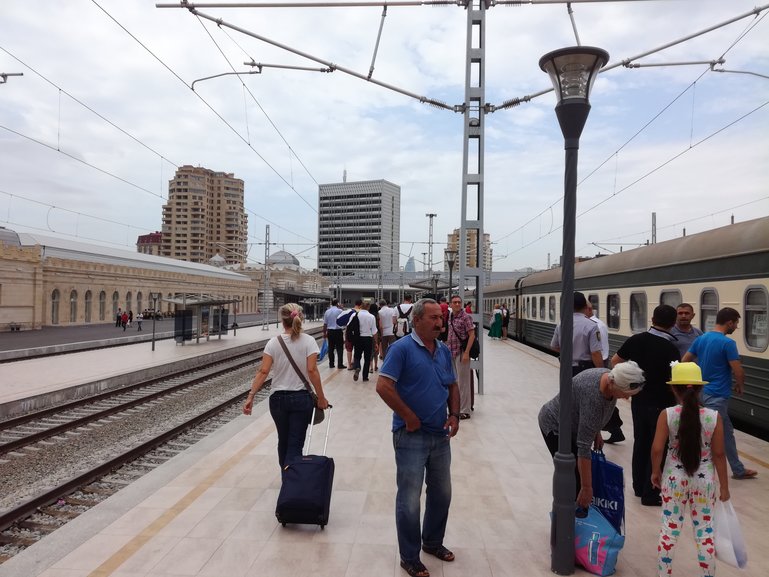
161, 165, 248, 265
317, 178, 400, 276
446, 228, 492, 271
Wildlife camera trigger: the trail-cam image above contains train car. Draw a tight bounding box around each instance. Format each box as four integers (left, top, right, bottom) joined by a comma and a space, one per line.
483, 216, 769, 434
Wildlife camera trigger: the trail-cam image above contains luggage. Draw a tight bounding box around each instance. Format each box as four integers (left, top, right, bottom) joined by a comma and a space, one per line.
275, 406, 335, 528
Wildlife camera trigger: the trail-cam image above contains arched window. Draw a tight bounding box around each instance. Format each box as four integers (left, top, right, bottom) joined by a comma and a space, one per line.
125, 291, 132, 315
167, 293, 173, 313
84, 290, 92, 323
112, 291, 120, 317
99, 291, 106, 321
136, 291, 143, 313
744, 286, 768, 352
51, 289, 60, 325
69, 290, 78, 323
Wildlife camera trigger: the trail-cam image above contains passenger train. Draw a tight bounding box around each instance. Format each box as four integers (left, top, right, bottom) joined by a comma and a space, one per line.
483, 216, 769, 435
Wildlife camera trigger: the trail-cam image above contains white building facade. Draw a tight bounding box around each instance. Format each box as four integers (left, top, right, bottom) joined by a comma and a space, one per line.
317, 179, 400, 277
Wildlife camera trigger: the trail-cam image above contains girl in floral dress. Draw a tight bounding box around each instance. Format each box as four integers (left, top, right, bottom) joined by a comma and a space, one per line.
651, 362, 730, 577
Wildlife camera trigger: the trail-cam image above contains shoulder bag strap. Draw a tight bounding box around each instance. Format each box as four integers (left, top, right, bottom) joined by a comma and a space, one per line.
276, 335, 313, 394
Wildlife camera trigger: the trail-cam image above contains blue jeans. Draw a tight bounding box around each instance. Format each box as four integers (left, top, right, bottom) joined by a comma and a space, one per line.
393, 428, 452, 563
269, 390, 313, 468
701, 392, 745, 476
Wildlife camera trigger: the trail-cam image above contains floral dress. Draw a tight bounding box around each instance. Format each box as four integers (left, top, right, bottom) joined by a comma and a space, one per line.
657, 405, 718, 577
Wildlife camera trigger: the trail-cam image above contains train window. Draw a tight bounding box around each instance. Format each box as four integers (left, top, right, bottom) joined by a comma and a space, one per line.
549, 296, 556, 321
539, 296, 546, 319
588, 294, 599, 317
660, 290, 682, 308
526, 297, 530, 318
630, 293, 647, 331
607, 293, 620, 329
700, 289, 719, 332
531, 297, 537, 319
744, 286, 768, 352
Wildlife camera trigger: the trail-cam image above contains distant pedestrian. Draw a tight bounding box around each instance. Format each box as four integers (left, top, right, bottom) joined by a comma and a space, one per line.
550, 292, 603, 373
501, 304, 510, 340
136, 312, 143, 331
378, 299, 396, 361
116, 308, 122, 327
670, 303, 703, 359
322, 299, 346, 370
121, 311, 128, 331
369, 302, 381, 372
128, 310, 133, 328
488, 304, 502, 339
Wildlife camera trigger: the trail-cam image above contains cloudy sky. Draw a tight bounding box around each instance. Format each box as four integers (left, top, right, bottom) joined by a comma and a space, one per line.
1, 0, 767, 272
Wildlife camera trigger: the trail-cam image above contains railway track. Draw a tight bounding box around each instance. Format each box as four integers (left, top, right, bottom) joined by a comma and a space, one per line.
0, 327, 322, 563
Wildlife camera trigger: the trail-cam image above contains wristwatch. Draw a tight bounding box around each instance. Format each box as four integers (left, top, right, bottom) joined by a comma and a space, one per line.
449, 412, 460, 419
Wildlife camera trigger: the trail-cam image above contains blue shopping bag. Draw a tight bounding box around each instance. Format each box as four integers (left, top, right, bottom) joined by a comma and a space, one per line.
318, 339, 328, 362
591, 450, 624, 534
575, 506, 625, 576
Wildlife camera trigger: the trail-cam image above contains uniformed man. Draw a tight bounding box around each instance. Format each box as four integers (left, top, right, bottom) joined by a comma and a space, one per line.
550, 291, 603, 376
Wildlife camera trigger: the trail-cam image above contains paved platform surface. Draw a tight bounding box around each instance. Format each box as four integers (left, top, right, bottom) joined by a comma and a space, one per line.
1, 337, 767, 577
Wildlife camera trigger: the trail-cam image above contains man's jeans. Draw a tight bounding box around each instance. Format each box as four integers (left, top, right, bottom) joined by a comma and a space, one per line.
701, 392, 746, 476
393, 428, 452, 563
269, 390, 313, 468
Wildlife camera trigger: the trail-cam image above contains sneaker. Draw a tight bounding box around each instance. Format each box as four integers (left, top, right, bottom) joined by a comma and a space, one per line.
604, 431, 625, 444
338, 365, 347, 369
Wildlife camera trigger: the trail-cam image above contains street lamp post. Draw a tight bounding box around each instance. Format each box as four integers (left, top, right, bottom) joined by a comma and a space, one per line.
539, 46, 609, 575
445, 249, 458, 298
150, 292, 160, 351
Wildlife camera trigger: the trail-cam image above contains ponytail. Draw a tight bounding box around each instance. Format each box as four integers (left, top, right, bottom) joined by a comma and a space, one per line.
280, 303, 304, 341
677, 386, 703, 476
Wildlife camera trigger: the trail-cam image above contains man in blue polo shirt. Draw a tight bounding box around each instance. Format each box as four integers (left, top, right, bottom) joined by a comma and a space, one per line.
683, 307, 757, 480
376, 298, 460, 577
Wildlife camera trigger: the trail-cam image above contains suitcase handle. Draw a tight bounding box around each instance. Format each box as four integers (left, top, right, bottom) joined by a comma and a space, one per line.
305, 404, 333, 456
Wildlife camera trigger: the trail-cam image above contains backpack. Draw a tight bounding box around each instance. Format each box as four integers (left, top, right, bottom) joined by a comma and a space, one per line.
346, 312, 360, 341
395, 304, 412, 338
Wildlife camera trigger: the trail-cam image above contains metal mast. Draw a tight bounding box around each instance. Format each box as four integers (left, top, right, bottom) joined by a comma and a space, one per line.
459, 0, 487, 393
262, 224, 271, 330
425, 212, 437, 277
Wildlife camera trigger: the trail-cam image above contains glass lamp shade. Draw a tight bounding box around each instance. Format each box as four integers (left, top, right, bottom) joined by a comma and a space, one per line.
539, 47, 609, 103
445, 249, 458, 267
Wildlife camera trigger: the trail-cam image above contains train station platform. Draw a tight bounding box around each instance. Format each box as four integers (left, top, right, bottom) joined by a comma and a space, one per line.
1, 337, 767, 577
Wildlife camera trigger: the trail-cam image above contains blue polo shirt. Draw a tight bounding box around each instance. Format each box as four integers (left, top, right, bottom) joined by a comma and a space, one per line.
690, 331, 740, 398
380, 332, 456, 435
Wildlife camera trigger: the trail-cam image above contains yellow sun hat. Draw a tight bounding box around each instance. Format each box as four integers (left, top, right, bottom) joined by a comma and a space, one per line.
667, 361, 709, 385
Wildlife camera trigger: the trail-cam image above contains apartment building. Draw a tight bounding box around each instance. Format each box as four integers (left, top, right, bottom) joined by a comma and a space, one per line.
446, 228, 492, 272
161, 165, 248, 265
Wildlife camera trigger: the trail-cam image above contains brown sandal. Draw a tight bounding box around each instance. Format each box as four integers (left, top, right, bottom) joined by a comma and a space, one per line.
400, 559, 429, 577
422, 544, 455, 562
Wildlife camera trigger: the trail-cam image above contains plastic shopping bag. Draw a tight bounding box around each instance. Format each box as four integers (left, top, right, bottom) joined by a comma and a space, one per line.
714, 500, 748, 569
591, 450, 624, 534
575, 506, 625, 576
318, 339, 328, 362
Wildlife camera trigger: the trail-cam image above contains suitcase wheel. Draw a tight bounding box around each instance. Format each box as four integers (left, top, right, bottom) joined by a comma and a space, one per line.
281, 522, 286, 527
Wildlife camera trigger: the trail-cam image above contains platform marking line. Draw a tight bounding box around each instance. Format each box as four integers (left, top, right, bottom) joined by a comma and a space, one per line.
739, 450, 769, 469
84, 369, 338, 577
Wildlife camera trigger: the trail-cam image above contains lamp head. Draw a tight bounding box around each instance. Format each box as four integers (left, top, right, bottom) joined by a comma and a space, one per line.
539, 46, 609, 104
445, 249, 457, 267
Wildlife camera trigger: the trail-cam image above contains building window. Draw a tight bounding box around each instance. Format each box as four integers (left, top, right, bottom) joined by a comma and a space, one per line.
70, 290, 78, 323
85, 290, 92, 323
549, 296, 556, 322
99, 291, 106, 321
660, 290, 682, 308
137, 291, 143, 313
607, 293, 620, 330
744, 286, 768, 352
630, 292, 647, 332
126, 291, 132, 314
700, 289, 719, 332
51, 289, 60, 325
112, 291, 120, 317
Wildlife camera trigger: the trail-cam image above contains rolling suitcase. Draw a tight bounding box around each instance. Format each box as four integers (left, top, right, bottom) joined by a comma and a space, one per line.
275, 406, 334, 528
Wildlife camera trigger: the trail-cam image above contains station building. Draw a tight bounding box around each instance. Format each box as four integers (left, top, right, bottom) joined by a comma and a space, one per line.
0, 228, 257, 331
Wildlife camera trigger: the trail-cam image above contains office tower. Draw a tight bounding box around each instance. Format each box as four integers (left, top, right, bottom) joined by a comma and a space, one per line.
317, 178, 400, 276
446, 228, 492, 271
161, 165, 248, 265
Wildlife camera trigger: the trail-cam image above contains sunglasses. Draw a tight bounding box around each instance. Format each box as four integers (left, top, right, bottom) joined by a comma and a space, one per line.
628, 382, 644, 390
